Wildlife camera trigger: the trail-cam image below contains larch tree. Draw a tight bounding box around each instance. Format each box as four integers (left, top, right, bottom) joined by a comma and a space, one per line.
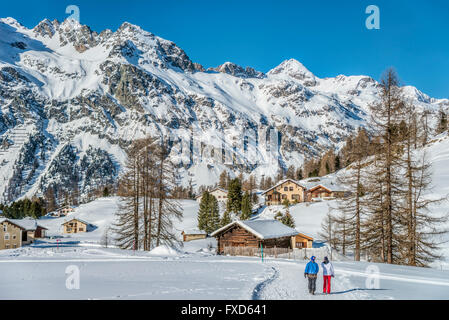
113, 141, 142, 250
398, 101, 448, 266
367, 68, 406, 264
435, 107, 448, 135
334, 128, 370, 260
319, 212, 338, 251
153, 141, 183, 248
218, 170, 228, 189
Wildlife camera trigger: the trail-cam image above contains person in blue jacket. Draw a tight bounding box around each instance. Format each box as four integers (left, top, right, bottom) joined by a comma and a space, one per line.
304, 256, 319, 295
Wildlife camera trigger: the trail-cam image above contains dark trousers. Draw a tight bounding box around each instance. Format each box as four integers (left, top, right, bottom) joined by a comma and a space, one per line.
307, 275, 317, 293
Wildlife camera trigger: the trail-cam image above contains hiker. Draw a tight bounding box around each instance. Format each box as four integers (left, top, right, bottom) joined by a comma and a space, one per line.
321, 256, 335, 294
304, 256, 319, 295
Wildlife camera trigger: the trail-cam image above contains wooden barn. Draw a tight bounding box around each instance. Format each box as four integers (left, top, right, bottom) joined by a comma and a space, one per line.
210, 219, 299, 255
307, 184, 346, 201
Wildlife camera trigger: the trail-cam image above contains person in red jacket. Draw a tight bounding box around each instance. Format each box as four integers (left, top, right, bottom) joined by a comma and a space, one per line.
321, 256, 335, 294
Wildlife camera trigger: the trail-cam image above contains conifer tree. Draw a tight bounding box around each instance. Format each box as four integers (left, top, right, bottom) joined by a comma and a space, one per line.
198, 192, 220, 233
208, 195, 220, 232
436, 107, 448, 134
227, 178, 242, 214
220, 210, 231, 227
296, 168, 303, 181
240, 191, 252, 220
281, 212, 295, 228
198, 191, 211, 232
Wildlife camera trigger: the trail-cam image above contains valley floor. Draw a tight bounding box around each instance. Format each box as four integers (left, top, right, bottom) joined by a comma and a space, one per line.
1, 239, 448, 300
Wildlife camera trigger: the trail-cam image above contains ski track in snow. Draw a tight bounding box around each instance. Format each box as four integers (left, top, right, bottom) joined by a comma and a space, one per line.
252, 266, 279, 300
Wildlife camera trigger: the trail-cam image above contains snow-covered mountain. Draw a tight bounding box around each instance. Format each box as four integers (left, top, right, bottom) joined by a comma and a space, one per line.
0, 17, 447, 203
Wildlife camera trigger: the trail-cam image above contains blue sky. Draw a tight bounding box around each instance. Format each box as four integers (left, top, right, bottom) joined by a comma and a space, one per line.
2, 0, 448, 98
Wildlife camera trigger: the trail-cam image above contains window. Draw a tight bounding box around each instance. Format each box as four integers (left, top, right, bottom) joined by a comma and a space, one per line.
5, 245, 9, 249
79, 228, 84, 232
2, 224, 6, 232
4, 233, 10, 240
282, 194, 287, 199
13, 244, 16, 248
292, 194, 300, 200
296, 242, 304, 248
289, 187, 293, 191
284, 187, 288, 191
12, 235, 16, 240
268, 195, 272, 200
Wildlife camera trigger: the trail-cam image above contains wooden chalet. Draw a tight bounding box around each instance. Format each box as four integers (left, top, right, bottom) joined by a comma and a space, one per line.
262, 179, 307, 206
210, 219, 299, 255
62, 218, 93, 234
291, 232, 313, 249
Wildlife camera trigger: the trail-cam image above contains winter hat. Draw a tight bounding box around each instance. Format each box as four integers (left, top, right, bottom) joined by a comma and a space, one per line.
324, 256, 329, 262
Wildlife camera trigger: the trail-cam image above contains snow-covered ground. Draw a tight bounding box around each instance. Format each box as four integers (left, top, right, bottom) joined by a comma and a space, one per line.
1, 189, 449, 299
1, 241, 449, 299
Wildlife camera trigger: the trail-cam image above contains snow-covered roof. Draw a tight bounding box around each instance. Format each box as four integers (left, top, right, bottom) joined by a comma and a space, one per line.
299, 176, 347, 192
182, 229, 207, 235
0, 218, 47, 231
261, 179, 306, 195
211, 219, 299, 240
195, 187, 228, 199
62, 218, 92, 226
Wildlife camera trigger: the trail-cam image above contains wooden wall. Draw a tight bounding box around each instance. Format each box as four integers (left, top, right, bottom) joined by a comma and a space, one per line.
216, 224, 293, 254
183, 234, 207, 242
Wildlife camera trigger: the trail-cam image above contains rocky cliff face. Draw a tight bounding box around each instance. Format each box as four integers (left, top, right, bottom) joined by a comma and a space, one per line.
0, 17, 447, 203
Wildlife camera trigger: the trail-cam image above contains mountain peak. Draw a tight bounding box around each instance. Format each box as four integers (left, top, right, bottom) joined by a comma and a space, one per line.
268, 59, 317, 86
0, 17, 22, 27
209, 62, 265, 79
59, 18, 83, 31
32, 18, 59, 37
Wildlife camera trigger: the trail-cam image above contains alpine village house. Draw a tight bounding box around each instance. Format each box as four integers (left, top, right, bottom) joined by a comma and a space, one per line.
262, 179, 307, 206
62, 218, 94, 234
0, 218, 47, 250
196, 188, 228, 203
262, 179, 346, 205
